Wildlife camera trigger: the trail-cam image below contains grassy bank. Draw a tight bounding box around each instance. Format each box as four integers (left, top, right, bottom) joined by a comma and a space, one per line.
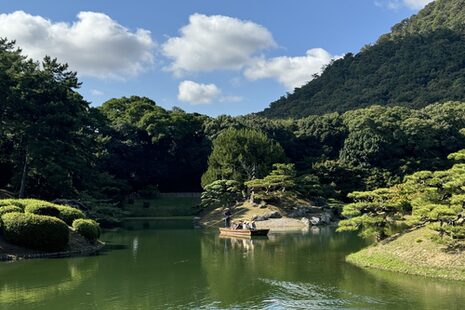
347, 227, 465, 281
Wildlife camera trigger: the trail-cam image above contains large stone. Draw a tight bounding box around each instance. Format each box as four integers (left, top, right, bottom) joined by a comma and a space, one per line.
251, 211, 282, 221
266, 211, 282, 219
310, 217, 321, 225
288, 205, 323, 218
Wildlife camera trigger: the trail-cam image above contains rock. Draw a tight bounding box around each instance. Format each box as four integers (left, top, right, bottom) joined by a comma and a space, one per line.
251, 215, 266, 221
251, 211, 282, 222
288, 205, 323, 218
301, 217, 310, 226
266, 211, 282, 219
310, 217, 320, 225
320, 212, 332, 224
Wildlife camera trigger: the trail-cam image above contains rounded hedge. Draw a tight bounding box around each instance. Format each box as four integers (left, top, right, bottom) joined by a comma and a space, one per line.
23, 202, 85, 225
72, 219, 100, 242
0, 205, 23, 216
1, 212, 69, 252
56, 206, 85, 225
24, 204, 61, 218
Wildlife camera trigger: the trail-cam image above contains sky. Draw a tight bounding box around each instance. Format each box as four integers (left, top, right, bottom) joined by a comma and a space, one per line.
0, 0, 434, 116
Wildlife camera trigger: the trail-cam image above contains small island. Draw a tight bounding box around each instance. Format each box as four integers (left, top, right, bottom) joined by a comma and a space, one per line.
0, 199, 103, 261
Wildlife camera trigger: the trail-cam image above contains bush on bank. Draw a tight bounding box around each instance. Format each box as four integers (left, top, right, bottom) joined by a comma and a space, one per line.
17, 199, 86, 225
1, 212, 69, 251
0, 205, 23, 217
72, 219, 100, 242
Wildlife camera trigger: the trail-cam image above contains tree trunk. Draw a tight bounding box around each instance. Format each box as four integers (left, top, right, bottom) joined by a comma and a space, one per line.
19, 148, 28, 198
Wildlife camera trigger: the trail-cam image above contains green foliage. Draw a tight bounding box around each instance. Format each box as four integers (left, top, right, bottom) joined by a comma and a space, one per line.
8, 199, 86, 225
245, 163, 297, 201
261, 0, 465, 118
25, 204, 60, 218
99, 96, 210, 193
1, 212, 69, 251
201, 128, 286, 187
72, 219, 100, 242
56, 205, 86, 225
339, 147, 465, 241
201, 180, 242, 209
0, 205, 22, 217
337, 187, 408, 240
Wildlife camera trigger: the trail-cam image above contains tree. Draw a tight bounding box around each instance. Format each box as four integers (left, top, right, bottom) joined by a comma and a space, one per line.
201, 129, 286, 187
200, 180, 242, 209
337, 187, 408, 240
245, 163, 297, 201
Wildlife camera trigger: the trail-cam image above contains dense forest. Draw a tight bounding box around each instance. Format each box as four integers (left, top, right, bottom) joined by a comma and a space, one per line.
2, 0, 465, 217
2, 34, 465, 215
260, 0, 465, 118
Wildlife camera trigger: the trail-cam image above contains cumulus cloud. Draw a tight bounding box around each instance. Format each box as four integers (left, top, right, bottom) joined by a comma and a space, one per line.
177, 80, 242, 105
163, 13, 276, 75
376, 0, 434, 9
0, 11, 156, 79
244, 48, 334, 90
178, 80, 221, 105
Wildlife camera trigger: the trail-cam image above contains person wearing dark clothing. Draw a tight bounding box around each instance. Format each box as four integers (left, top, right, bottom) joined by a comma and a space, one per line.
223, 208, 232, 228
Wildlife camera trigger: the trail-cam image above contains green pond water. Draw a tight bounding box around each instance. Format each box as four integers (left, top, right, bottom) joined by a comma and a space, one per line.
1, 219, 465, 309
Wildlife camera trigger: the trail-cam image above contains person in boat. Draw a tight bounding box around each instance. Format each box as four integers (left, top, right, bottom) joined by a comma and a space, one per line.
223, 208, 232, 228
250, 221, 257, 230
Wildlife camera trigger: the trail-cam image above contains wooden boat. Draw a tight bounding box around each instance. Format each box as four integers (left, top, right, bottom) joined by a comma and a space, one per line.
219, 228, 269, 237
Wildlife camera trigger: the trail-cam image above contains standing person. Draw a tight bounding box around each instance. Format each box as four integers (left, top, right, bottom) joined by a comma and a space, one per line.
223, 208, 232, 228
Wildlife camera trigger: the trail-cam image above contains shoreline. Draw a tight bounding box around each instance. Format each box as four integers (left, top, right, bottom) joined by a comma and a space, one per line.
0, 241, 105, 262
346, 227, 465, 281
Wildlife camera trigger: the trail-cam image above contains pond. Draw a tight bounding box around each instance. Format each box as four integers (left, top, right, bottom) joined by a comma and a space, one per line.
0, 219, 465, 309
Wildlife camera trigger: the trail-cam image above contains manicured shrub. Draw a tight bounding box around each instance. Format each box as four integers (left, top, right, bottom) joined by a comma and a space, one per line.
25, 204, 61, 218
1, 212, 69, 251
0, 199, 27, 210
0, 205, 23, 216
4, 199, 86, 226
72, 219, 100, 242
56, 206, 85, 225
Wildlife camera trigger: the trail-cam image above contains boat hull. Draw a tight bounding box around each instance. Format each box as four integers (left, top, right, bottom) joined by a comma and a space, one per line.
219, 228, 269, 237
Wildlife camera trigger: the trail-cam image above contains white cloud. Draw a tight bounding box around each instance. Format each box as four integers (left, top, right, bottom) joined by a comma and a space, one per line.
177, 80, 242, 105
376, 0, 434, 9
0, 11, 156, 79
163, 13, 276, 75
178, 80, 221, 105
91, 89, 104, 96
244, 48, 334, 90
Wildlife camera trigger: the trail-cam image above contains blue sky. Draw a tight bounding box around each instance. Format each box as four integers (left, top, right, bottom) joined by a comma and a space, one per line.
0, 0, 432, 116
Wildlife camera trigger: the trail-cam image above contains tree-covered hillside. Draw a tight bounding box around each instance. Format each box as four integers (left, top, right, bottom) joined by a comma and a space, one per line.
260, 0, 465, 118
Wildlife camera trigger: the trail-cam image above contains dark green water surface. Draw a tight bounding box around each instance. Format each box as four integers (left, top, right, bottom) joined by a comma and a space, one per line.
1, 219, 465, 309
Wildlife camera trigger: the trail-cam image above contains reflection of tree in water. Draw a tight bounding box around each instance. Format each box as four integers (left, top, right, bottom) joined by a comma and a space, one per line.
200, 227, 368, 307
85, 229, 208, 309
0, 256, 99, 307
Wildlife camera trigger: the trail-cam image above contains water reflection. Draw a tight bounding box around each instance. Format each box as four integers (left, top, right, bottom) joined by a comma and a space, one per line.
0, 220, 464, 309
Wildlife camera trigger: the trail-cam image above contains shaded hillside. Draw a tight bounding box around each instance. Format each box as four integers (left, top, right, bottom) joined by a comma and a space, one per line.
261, 0, 465, 118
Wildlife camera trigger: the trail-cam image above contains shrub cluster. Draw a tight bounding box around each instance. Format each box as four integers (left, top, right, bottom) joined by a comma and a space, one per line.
21, 200, 85, 225
24, 204, 61, 217
0, 205, 23, 217
56, 205, 85, 225
1, 212, 69, 251
72, 219, 100, 242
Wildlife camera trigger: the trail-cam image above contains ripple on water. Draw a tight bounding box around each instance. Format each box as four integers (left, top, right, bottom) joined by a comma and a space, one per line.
258, 278, 386, 309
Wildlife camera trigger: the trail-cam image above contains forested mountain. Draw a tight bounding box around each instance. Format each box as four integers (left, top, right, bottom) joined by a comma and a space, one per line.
260, 0, 465, 118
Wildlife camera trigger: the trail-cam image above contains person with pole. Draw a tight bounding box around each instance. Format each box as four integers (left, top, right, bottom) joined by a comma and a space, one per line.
223, 207, 232, 228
